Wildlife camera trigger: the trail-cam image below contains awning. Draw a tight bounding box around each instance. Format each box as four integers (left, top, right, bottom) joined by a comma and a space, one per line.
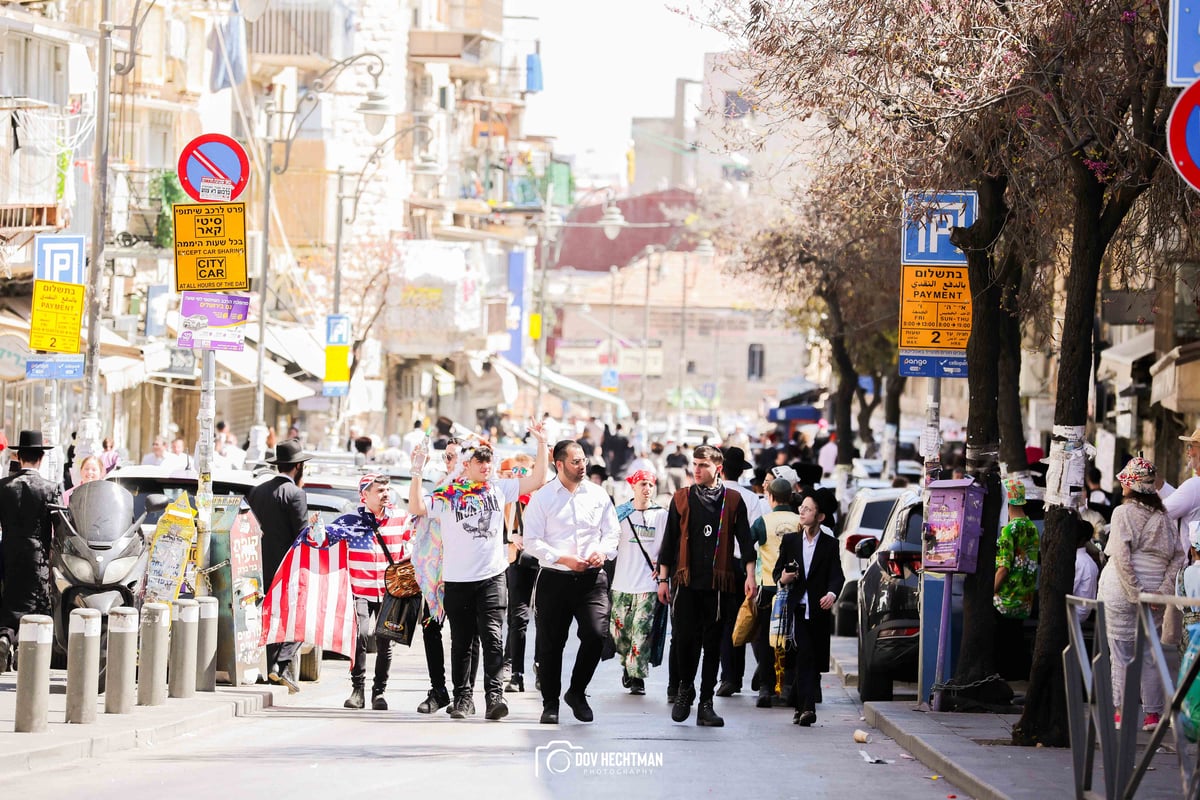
527, 357, 632, 418
244, 323, 326, 380
1150, 341, 1200, 413
100, 355, 145, 394
213, 346, 314, 404
1097, 330, 1156, 387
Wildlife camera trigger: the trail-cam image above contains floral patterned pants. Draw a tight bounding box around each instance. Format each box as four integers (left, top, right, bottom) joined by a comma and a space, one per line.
610, 590, 658, 679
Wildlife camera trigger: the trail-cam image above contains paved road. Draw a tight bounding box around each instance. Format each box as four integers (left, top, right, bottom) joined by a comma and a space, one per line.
6, 637, 965, 800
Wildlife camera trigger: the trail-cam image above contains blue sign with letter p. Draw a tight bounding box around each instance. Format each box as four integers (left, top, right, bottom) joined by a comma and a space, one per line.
902, 191, 978, 266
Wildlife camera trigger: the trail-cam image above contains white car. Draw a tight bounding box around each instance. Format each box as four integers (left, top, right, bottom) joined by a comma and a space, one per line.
834, 486, 907, 636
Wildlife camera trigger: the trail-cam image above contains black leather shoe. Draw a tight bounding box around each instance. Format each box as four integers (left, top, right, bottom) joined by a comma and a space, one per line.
564, 689, 594, 722
417, 689, 450, 714
485, 696, 509, 720
505, 674, 524, 693
666, 684, 678, 704
797, 710, 816, 727
344, 687, 365, 709
269, 670, 300, 694
671, 687, 695, 722
697, 702, 725, 727
751, 673, 761, 692
714, 680, 740, 697
629, 678, 646, 695
540, 705, 560, 724
449, 695, 475, 719
756, 693, 773, 709
371, 694, 388, 711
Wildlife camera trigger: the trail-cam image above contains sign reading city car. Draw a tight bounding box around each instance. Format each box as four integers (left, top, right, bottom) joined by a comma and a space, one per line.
173, 202, 249, 292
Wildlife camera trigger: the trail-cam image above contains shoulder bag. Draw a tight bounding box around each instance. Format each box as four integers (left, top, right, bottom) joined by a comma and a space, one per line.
627, 510, 670, 667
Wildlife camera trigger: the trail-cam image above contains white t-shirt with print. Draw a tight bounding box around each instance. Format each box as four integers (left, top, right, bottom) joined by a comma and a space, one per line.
430, 478, 521, 582
612, 506, 668, 594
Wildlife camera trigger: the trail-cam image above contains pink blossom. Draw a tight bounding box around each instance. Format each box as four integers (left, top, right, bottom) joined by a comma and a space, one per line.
1121, 10, 1137, 24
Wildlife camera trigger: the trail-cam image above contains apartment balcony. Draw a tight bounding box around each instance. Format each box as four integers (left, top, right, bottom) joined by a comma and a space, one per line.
247, 0, 352, 73
0, 104, 68, 241
409, 0, 504, 78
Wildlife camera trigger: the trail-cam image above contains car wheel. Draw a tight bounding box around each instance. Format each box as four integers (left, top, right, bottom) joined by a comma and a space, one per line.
834, 583, 858, 637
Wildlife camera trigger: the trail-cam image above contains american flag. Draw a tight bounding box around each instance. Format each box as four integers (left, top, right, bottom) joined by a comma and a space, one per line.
260, 538, 356, 664
321, 510, 410, 601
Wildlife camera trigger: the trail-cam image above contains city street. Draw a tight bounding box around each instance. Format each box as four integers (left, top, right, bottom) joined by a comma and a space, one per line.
4, 637, 963, 800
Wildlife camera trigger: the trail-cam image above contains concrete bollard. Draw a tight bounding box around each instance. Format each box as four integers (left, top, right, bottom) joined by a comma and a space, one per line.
168, 599, 199, 699
137, 602, 171, 707
196, 596, 218, 692
105, 607, 139, 714
14, 614, 53, 733
65, 608, 101, 724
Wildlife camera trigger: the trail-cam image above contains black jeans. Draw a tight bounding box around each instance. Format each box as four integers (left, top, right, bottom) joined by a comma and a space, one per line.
504, 555, 539, 678
534, 568, 610, 707
421, 606, 479, 695
720, 620, 746, 687
266, 641, 300, 675
443, 574, 507, 701
671, 585, 741, 703
791, 616, 823, 713
751, 586, 778, 694
350, 598, 391, 694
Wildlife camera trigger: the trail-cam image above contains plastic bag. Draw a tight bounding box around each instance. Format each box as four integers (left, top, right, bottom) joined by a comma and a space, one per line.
732, 593, 759, 647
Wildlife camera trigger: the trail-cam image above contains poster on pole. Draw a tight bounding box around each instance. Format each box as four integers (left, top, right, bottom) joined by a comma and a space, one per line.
207, 499, 267, 685
141, 493, 200, 603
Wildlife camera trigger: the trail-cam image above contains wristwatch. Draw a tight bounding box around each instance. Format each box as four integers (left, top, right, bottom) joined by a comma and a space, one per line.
656, 578, 669, 584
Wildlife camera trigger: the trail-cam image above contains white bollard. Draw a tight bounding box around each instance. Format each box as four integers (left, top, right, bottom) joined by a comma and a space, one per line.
65, 608, 101, 724
137, 602, 171, 707
196, 597, 218, 692
105, 607, 139, 714
168, 599, 199, 699
14, 615, 53, 733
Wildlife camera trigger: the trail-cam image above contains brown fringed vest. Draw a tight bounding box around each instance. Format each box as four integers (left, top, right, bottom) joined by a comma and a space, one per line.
671, 485, 744, 593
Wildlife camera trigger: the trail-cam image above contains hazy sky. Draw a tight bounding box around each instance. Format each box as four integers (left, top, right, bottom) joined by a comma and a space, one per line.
506, 0, 734, 177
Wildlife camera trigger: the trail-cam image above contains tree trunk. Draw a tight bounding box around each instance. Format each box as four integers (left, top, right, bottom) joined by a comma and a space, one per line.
947, 172, 1011, 708
996, 249, 1029, 472
855, 376, 882, 456
882, 371, 907, 476
1013, 170, 1108, 747
824, 291, 859, 467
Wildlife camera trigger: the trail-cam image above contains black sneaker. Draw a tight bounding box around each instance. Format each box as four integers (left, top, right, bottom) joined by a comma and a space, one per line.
671, 686, 695, 723
344, 687, 365, 709
485, 696, 509, 721
621, 668, 631, 689
756, 692, 773, 709
796, 709, 816, 727
714, 680, 740, 697
666, 684, 678, 704
504, 674, 525, 693
371, 694, 388, 711
417, 688, 450, 714
449, 695, 475, 719
269, 670, 300, 694
540, 705, 559, 724
563, 689, 594, 722
697, 702, 725, 727
629, 678, 646, 695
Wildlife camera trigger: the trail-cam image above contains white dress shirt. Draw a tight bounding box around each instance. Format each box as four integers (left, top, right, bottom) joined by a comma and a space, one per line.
522, 477, 621, 572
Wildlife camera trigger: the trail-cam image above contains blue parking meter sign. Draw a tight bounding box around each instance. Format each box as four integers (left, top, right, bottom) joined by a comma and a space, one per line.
326, 314, 351, 346
1169, 0, 1200, 87
34, 235, 86, 285
902, 191, 978, 266
600, 367, 619, 391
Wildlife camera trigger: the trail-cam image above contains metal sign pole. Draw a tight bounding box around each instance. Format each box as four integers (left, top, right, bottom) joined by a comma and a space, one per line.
41, 377, 61, 484
195, 348, 215, 586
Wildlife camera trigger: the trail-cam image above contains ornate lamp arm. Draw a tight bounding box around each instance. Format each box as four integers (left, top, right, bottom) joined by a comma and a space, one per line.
344, 123, 435, 224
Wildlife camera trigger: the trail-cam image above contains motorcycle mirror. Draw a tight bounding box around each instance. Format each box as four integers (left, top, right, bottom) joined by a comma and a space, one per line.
144, 493, 171, 514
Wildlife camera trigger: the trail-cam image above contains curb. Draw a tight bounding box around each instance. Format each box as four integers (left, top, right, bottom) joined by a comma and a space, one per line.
0, 687, 279, 778
864, 702, 1012, 800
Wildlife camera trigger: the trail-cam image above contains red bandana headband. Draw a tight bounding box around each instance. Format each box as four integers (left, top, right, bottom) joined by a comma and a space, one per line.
626, 469, 657, 486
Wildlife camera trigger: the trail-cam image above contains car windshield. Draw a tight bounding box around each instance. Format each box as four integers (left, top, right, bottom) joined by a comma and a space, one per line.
860, 500, 895, 531
109, 476, 252, 525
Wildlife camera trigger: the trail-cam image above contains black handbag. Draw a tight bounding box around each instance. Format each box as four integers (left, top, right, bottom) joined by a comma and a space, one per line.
375, 593, 423, 646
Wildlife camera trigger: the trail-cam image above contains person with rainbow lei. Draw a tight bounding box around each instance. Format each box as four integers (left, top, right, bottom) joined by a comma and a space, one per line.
408, 423, 549, 721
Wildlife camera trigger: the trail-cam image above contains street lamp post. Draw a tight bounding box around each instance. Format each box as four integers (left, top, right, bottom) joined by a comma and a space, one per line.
674, 238, 715, 432
639, 246, 659, 425
248, 52, 392, 462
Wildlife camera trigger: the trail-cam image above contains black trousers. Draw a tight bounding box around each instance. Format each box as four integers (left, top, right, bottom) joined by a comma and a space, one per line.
266, 641, 300, 674
791, 615, 824, 713
671, 585, 741, 703
421, 606, 479, 694
504, 555, 539, 678
751, 586, 778, 694
720, 621, 746, 686
443, 574, 507, 701
533, 568, 610, 707
350, 598, 391, 694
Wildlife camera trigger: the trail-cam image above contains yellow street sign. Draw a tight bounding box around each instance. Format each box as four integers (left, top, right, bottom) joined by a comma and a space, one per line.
899, 265, 971, 351
529, 312, 543, 341
173, 202, 249, 292
29, 279, 85, 354
325, 344, 350, 384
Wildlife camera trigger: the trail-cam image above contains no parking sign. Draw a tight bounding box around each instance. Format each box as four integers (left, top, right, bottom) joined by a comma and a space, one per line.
177, 133, 250, 203
1168, 80, 1200, 194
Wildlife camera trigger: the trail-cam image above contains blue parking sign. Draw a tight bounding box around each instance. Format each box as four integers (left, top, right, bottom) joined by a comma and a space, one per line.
901, 191, 978, 266
325, 314, 351, 346
1169, 0, 1200, 87
34, 235, 86, 285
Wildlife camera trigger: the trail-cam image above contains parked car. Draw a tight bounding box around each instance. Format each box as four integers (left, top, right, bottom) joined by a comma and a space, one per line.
854, 489, 960, 702
833, 487, 907, 636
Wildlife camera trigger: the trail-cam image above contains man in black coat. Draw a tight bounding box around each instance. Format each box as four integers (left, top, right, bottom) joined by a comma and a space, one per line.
246, 438, 311, 692
773, 488, 844, 726
0, 431, 60, 673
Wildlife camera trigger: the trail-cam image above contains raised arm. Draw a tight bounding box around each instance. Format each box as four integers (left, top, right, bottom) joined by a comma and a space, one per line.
409, 443, 430, 517
517, 420, 550, 497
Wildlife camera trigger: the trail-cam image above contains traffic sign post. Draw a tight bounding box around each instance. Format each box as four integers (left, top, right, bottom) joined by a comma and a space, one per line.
29, 280, 85, 354
177, 133, 250, 203
901, 191, 978, 266
173, 203, 249, 292
1168, 0, 1200, 87
1168, 80, 1200, 194
34, 235, 86, 285
324, 314, 351, 398
600, 367, 619, 393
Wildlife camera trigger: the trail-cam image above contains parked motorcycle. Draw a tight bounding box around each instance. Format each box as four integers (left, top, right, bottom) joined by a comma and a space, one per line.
49, 481, 167, 685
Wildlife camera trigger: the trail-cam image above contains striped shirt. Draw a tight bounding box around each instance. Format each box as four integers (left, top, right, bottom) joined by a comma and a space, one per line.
314, 507, 411, 601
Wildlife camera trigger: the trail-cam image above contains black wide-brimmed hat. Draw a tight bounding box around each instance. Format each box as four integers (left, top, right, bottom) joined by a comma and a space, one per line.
721, 446, 753, 477
15, 430, 53, 452
266, 438, 312, 466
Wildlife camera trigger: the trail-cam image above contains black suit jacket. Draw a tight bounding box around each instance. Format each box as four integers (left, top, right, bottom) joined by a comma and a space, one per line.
772, 530, 845, 671
247, 475, 307, 588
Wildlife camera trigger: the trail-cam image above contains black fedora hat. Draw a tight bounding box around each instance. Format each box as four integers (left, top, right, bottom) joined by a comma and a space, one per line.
15, 430, 53, 452
721, 446, 753, 477
266, 438, 313, 466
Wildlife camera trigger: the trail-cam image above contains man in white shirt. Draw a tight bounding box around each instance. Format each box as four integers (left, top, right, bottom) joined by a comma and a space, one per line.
818, 431, 838, 478
141, 436, 169, 466
401, 420, 426, 457
523, 440, 622, 725
409, 428, 548, 722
